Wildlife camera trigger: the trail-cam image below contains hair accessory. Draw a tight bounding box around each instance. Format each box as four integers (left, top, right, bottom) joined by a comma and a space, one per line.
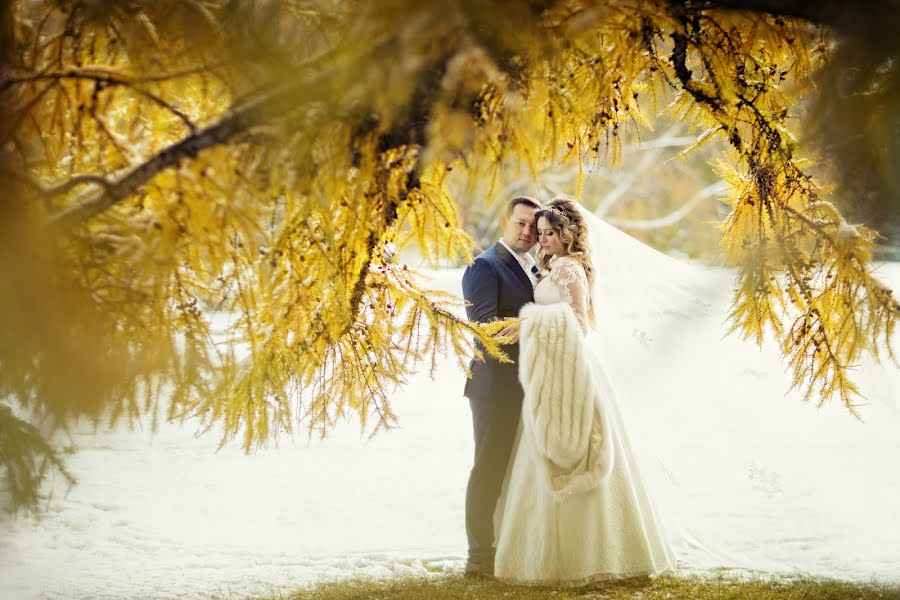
545, 206, 567, 219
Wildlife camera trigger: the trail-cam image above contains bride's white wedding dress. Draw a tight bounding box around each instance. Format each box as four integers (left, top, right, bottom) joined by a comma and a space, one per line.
494, 255, 675, 585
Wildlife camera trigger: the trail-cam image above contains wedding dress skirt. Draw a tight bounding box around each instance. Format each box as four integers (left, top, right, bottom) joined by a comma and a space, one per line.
494, 278, 675, 586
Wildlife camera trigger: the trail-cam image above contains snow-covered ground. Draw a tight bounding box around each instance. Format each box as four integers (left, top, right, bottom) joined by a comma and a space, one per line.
2, 265, 899, 600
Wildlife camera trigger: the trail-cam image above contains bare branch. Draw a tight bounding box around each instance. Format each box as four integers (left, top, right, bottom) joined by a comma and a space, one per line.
607, 180, 729, 230
594, 123, 683, 216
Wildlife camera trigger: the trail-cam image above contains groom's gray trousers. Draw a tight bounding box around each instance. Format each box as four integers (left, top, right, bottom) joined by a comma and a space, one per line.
461, 243, 534, 564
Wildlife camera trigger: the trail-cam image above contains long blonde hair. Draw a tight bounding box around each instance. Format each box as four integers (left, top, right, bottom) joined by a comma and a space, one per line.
536, 197, 596, 324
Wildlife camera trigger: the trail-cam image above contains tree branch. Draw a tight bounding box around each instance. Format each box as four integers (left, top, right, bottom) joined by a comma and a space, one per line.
44, 37, 408, 231
694, 0, 900, 43
607, 180, 728, 230
670, 30, 722, 111
2, 69, 198, 133
594, 123, 683, 216
41, 174, 112, 196
45, 73, 344, 230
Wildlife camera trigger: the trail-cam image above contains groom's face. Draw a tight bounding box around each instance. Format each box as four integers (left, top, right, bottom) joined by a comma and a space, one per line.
502, 204, 539, 254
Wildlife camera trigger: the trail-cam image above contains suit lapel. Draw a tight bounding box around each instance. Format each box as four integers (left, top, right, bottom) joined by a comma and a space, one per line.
494, 242, 533, 293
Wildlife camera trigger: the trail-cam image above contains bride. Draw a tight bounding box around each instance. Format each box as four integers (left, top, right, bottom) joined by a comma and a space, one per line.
493, 197, 675, 585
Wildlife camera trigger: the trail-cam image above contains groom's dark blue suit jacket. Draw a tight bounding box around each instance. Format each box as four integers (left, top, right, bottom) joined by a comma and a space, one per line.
462, 242, 535, 402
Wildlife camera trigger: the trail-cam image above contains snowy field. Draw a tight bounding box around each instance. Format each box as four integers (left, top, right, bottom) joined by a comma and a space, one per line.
2, 264, 899, 600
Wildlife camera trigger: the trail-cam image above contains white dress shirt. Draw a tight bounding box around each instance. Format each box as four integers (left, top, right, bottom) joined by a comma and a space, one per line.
499, 239, 539, 288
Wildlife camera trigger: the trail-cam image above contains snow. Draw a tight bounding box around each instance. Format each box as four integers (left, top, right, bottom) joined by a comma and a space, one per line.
2, 265, 899, 600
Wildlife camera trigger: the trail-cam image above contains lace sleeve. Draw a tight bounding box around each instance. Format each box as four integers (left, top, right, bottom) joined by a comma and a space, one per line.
549, 257, 591, 332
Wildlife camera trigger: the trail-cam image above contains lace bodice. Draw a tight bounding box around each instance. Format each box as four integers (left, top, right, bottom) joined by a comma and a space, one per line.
534, 255, 591, 331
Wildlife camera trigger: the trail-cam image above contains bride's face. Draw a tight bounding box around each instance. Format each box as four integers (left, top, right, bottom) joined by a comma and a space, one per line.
537, 216, 565, 257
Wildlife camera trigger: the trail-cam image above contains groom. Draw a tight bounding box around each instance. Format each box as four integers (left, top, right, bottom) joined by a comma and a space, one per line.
461, 196, 541, 578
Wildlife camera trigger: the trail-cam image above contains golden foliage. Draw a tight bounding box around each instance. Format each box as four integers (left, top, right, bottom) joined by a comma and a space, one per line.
0, 0, 897, 511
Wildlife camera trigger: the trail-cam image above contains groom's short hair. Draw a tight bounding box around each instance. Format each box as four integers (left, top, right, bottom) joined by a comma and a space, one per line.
506, 196, 542, 215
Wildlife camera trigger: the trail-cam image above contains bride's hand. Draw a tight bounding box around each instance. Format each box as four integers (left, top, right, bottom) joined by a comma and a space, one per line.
495, 323, 520, 344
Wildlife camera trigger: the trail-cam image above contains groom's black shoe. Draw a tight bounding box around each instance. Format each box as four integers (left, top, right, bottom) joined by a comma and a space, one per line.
464, 558, 495, 579
463, 560, 480, 578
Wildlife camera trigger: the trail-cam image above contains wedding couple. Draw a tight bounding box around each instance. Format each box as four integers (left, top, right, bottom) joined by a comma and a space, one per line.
461, 196, 675, 585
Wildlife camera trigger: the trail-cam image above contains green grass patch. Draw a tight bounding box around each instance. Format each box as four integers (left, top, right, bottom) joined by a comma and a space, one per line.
266, 574, 900, 600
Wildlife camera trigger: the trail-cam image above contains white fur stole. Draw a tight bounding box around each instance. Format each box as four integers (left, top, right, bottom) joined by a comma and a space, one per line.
518, 302, 614, 496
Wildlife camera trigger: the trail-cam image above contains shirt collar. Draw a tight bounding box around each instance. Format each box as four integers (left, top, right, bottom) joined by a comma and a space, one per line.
498, 239, 535, 268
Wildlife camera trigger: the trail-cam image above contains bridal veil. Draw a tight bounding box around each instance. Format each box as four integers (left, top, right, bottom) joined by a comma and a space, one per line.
574, 204, 900, 581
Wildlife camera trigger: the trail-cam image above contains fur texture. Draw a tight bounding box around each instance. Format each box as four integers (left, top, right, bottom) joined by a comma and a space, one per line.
518, 302, 614, 496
